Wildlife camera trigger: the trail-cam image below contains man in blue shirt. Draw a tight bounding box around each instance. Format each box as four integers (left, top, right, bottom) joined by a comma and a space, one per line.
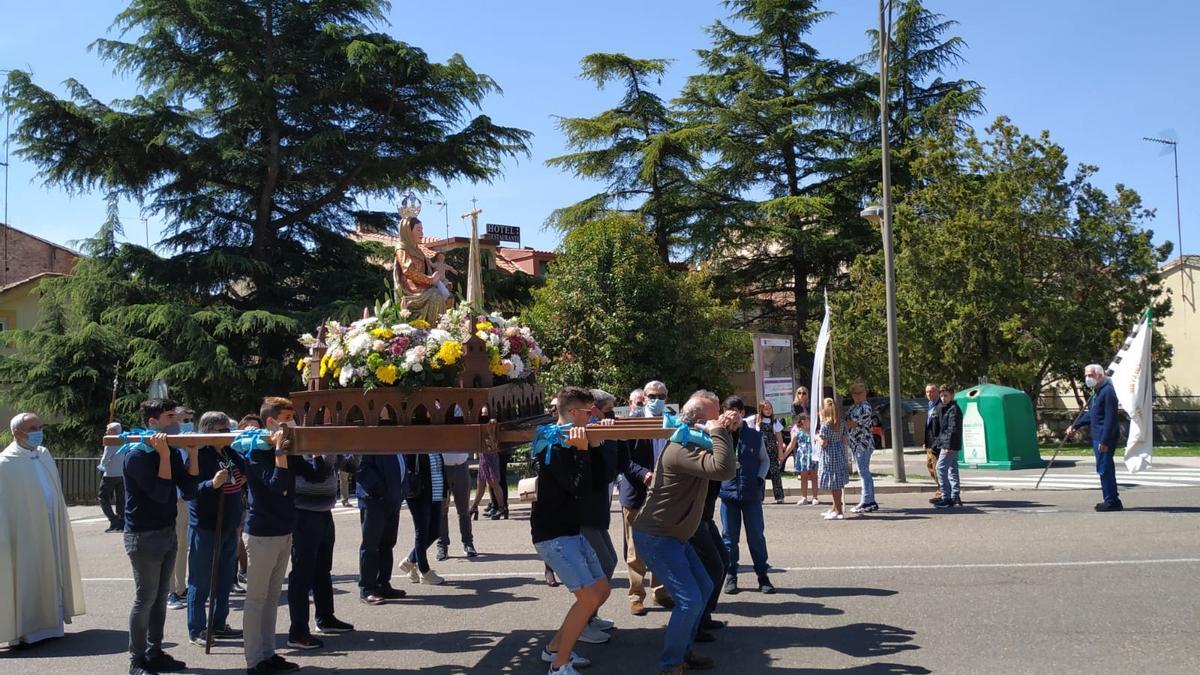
1067, 364, 1124, 512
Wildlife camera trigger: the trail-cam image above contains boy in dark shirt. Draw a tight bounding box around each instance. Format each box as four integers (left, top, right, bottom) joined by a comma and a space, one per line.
243, 397, 329, 674
123, 398, 200, 675
531, 387, 611, 675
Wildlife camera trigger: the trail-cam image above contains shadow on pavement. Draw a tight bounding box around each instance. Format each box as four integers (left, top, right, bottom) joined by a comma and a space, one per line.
393, 576, 539, 610
721, 599, 844, 617
785, 587, 898, 598
1122, 506, 1200, 514
0, 629, 126, 658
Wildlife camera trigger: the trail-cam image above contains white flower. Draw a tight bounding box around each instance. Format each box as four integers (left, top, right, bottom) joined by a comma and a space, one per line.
427, 328, 452, 344
398, 307, 412, 320
298, 333, 317, 348
410, 362, 423, 372
338, 366, 355, 387
372, 339, 387, 352
348, 333, 373, 356
509, 354, 525, 379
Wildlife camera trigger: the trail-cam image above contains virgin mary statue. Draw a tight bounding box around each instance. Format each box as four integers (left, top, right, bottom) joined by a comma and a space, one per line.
393, 215, 452, 324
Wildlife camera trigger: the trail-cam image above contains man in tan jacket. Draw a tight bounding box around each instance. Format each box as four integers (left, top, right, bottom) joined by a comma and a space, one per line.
632, 391, 739, 675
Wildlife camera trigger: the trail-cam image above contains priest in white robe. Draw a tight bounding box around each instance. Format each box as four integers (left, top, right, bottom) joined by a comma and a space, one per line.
0, 412, 86, 646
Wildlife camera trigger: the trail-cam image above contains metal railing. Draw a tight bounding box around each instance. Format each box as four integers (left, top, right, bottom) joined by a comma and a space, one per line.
55, 457, 101, 505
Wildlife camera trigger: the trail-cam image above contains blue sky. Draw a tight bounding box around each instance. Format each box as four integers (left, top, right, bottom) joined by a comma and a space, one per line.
1, 0, 1196, 260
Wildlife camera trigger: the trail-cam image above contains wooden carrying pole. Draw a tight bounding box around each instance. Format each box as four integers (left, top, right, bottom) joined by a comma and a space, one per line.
102, 422, 675, 455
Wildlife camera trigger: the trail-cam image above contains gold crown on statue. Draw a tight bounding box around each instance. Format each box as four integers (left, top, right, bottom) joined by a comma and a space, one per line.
398, 192, 422, 220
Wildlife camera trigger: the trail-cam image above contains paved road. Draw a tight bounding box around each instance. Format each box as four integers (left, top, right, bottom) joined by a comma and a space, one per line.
5, 488, 1199, 674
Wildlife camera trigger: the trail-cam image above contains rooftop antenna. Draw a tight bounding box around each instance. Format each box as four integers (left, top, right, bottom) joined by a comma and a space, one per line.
1143, 131, 1184, 301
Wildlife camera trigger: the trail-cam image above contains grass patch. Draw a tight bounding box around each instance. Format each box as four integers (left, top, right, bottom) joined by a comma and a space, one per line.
1047, 443, 1200, 457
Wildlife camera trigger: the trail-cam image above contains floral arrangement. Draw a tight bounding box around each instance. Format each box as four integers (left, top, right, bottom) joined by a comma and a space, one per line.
297, 301, 543, 389
437, 304, 544, 383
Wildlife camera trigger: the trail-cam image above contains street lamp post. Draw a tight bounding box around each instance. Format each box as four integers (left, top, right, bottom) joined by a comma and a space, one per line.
863, 0, 906, 482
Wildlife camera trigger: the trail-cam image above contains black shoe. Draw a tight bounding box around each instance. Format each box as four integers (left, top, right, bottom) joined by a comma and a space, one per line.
380, 585, 407, 600
105, 523, 123, 533
757, 574, 775, 594
130, 665, 160, 675
267, 655, 301, 671
701, 619, 727, 631
286, 635, 323, 650
246, 664, 272, 675
464, 543, 478, 558
436, 545, 449, 562
212, 624, 243, 639
685, 651, 716, 670
693, 630, 716, 643
1095, 500, 1124, 512
933, 499, 954, 509
929, 496, 943, 504
315, 617, 354, 635
723, 575, 739, 595
230, 581, 246, 595
952, 496, 963, 507
862, 501, 879, 512
144, 653, 186, 672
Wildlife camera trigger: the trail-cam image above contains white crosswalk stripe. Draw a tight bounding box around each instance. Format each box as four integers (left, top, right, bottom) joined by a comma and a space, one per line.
962, 468, 1200, 491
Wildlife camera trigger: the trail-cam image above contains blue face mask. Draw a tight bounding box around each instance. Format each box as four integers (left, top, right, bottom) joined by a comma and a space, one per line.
25, 430, 44, 448
646, 398, 667, 416
179, 422, 195, 434
160, 422, 182, 436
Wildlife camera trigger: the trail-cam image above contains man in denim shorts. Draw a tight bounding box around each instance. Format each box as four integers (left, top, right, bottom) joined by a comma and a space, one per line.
530, 386, 612, 675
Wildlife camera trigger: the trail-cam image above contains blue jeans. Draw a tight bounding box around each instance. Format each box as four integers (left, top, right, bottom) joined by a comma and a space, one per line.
854, 449, 876, 504
186, 524, 239, 638
1094, 444, 1120, 503
936, 449, 960, 500
634, 529, 712, 670
534, 534, 604, 592
720, 497, 769, 576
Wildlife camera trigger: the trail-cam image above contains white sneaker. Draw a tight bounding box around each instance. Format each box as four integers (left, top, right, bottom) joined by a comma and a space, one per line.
399, 559, 420, 583
823, 512, 844, 520
419, 569, 445, 585
548, 663, 583, 675
811, 499, 822, 506
795, 498, 809, 505
588, 615, 614, 631
849, 504, 865, 513
542, 647, 592, 668
577, 623, 612, 644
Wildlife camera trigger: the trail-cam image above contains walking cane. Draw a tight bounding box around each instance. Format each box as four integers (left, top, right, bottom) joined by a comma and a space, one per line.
204, 490, 226, 654
1035, 435, 1068, 490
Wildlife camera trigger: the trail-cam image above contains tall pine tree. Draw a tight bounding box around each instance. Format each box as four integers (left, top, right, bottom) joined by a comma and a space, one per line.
676, 0, 874, 336
546, 53, 705, 263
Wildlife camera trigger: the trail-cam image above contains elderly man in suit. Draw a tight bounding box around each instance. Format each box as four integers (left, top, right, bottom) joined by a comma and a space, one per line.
1067, 364, 1123, 512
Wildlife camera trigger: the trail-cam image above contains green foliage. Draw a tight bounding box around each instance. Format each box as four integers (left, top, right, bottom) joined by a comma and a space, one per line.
676, 0, 876, 336
442, 247, 543, 315
546, 53, 706, 262
0, 0, 529, 449
525, 214, 750, 399
831, 117, 1173, 397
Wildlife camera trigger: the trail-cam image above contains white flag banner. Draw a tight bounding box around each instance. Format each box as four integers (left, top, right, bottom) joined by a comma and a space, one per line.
1107, 314, 1154, 473
810, 291, 831, 442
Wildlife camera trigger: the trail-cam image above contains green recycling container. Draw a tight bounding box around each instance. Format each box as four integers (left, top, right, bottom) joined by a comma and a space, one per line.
954, 383, 1046, 470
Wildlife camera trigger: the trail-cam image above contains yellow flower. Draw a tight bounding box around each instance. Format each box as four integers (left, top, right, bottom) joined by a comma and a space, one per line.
435, 340, 464, 367
374, 364, 399, 385
411, 319, 431, 330
296, 358, 306, 372
488, 353, 507, 376
476, 321, 494, 332
370, 327, 394, 339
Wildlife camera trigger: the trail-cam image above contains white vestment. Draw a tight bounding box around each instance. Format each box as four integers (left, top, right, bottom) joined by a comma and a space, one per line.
0, 442, 86, 645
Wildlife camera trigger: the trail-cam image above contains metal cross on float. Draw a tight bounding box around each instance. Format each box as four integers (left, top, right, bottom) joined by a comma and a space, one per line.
461, 198, 485, 310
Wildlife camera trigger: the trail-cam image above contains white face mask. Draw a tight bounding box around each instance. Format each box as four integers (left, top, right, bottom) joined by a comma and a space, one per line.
1085, 375, 1097, 389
